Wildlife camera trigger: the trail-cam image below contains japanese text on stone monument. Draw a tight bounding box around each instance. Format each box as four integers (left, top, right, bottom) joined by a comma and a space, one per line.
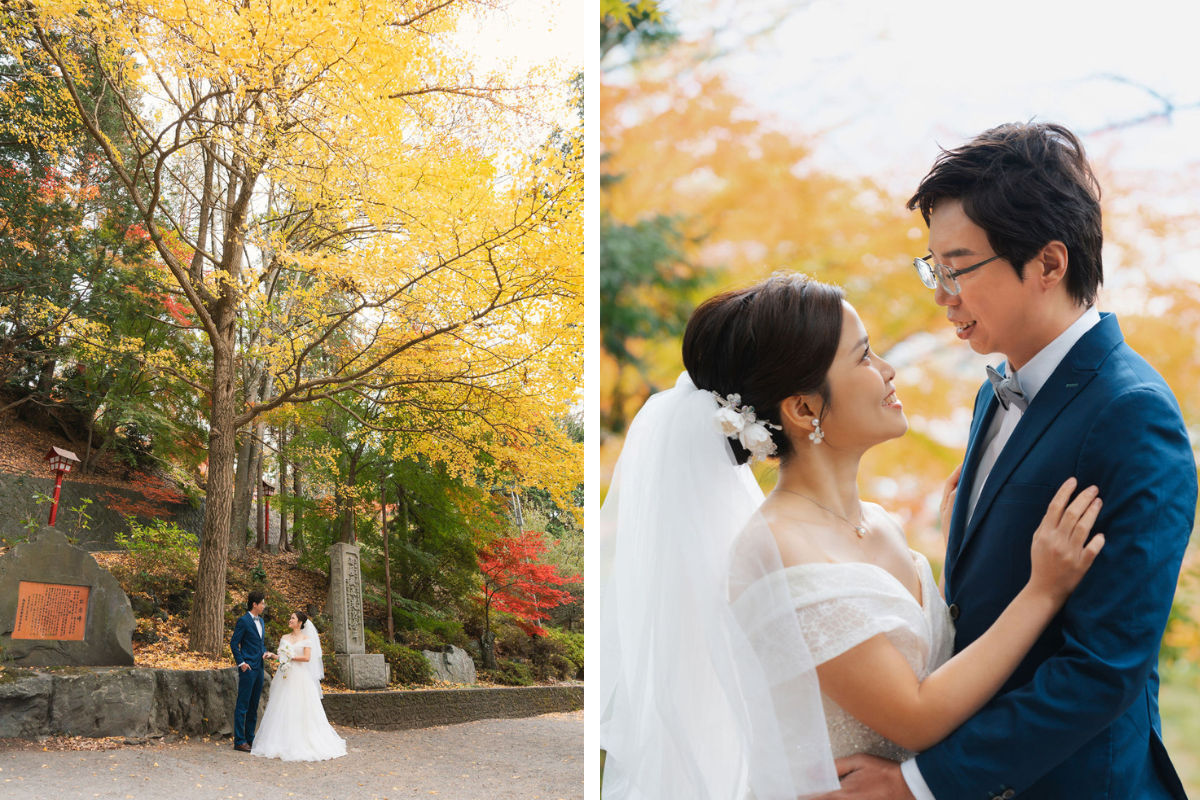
12, 581, 90, 641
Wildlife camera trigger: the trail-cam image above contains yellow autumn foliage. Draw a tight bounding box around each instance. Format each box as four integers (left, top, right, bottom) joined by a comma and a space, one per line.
6, 0, 580, 653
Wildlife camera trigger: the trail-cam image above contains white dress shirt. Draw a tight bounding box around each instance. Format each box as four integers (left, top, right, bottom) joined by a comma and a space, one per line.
901, 306, 1100, 800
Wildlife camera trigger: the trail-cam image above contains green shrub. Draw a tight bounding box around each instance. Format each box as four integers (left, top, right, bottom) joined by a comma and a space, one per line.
111, 517, 198, 610
365, 629, 433, 685
493, 619, 532, 658
547, 654, 574, 680
484, 658, 533, 687
398, 628, 446, 652
392, 608, 471, 650
544, 628, 584, 677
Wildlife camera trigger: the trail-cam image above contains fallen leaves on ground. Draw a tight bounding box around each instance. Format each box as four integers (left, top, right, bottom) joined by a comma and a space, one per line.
29, 736, 130, 752
239, 550, 326, 613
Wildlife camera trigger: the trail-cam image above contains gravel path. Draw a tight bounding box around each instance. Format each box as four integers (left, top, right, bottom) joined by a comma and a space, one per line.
0, 712, 582, 800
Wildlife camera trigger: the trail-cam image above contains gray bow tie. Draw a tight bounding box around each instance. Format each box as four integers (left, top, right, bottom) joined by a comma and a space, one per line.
987, 365, 1028, 412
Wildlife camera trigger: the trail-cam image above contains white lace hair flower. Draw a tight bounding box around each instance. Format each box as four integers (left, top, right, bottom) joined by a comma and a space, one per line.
710, 391, 783, 464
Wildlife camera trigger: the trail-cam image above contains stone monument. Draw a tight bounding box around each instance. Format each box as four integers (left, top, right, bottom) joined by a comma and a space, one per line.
327, 542, 388, 689
0, 526, 135, 666
422, 645, 477, 684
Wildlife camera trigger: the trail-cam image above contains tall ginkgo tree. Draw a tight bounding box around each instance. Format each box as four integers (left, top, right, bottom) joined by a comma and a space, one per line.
5, 0, 581, 655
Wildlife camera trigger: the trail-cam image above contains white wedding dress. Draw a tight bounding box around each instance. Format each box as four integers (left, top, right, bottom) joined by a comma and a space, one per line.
784, 549, 955, 760
252, 625, 347, 762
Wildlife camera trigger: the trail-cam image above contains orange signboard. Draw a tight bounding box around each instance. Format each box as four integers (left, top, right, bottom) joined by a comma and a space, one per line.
12, 581, 89, 641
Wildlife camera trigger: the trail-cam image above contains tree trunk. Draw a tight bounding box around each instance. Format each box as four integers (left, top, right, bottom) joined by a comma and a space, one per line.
398, 482, 412, 599
189, 338, 237, 656
255, 438, 266, 552
230, 368, 272, 556
229, 430, 255, 558
36, 349, 56, 394
339, 442, 364, 545
397, 483, 411, 599
382, 482, 393, 642
80, 410, 96, 474
292, 451, 302, 553
481, 628, 497, 671
278, 425, 289, 552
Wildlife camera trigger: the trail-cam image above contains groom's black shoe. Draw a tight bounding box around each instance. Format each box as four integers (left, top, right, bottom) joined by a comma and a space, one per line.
234, 743, 252, 752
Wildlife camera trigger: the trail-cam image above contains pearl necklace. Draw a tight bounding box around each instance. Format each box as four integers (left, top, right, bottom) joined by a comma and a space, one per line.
774, 488, 868, 538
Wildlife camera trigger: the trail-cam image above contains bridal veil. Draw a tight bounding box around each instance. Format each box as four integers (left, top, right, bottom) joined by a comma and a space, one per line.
300, 620, 324, 686
599, 372, 839, 800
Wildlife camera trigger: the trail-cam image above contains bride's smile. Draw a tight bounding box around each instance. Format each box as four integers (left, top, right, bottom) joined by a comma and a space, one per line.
786, 301, 909, 455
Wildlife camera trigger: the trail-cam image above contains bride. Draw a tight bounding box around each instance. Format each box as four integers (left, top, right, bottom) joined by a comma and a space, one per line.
252, 611, 347, 762
599, 273, 1104, 799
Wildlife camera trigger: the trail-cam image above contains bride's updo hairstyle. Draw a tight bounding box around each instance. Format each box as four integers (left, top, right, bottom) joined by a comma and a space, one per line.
682, 273, 845, 465
294, 611, 309, 627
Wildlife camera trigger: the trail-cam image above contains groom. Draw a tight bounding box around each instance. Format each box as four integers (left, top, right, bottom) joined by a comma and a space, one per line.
230, 590, 276, 752
827, 123, 1195, 799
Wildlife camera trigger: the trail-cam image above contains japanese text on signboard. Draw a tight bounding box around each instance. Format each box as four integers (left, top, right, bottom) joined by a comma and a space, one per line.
12, 581, 89, 641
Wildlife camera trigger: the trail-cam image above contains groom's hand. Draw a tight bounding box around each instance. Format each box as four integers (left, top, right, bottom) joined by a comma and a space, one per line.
813, 755, 915, 800
238, 663, 249, 672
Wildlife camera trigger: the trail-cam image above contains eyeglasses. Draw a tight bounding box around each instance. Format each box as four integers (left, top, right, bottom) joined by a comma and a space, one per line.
913, 253, 1001, 296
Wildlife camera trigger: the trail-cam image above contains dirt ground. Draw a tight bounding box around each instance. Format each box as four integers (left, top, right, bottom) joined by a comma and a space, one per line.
0, 711, 582, 800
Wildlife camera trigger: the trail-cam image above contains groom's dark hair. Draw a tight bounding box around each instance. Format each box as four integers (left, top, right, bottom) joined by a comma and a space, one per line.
247, 590, 265, 611
683, 273, 845, 466
907, 121, 1103, 306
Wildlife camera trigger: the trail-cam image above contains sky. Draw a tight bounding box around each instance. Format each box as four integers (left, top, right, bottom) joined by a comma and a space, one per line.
455, 0, 583, 130
668, 0, 1200, 184
459, 0, 582, 73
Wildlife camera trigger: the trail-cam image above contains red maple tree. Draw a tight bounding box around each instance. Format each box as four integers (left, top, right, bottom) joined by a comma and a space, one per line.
478, 530, 579, 640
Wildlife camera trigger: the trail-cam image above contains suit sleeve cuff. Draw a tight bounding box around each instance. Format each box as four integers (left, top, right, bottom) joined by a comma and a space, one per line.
902, 758, 937, 800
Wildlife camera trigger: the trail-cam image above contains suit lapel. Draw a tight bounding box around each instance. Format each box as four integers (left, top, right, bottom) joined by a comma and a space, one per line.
946, 381, 999, 596
954, 313, 1124, 567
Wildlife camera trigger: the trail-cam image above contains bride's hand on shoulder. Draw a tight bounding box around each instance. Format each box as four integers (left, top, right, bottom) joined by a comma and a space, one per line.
1028, 478, 1106, 604
939, 464, 962, 552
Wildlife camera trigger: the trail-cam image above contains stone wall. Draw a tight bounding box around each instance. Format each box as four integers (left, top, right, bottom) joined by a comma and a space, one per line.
0, 667, 269, 739
322, 685, 583, 731
0, 667, 581, 739
0, 471, 204, 550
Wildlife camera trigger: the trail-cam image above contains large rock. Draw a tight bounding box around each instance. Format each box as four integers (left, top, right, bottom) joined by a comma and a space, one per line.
49, 668, 157, 737
0, 527, 135, 666
0, 671, 53, 737
422, 646, 477, 684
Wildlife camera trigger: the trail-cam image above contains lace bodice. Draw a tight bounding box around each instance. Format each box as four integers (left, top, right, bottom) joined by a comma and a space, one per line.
785, 551, 955, 760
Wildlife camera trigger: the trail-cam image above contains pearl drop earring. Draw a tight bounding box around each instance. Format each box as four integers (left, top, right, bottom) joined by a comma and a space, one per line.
808, 419, 825, 444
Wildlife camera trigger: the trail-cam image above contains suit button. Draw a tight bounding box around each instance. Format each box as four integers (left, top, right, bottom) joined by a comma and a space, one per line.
948, 603, 960, 620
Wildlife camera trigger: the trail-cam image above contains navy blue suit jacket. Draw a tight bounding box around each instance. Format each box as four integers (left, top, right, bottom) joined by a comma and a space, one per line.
914, 314, 1195, 799
230, 612, 267, 670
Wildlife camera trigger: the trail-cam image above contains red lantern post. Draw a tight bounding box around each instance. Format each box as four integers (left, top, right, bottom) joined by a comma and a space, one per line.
43, 447, 81, 526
